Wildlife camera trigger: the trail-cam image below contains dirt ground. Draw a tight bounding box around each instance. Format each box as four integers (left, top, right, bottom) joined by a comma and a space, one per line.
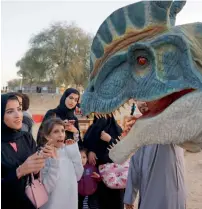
30, 93, 202, 209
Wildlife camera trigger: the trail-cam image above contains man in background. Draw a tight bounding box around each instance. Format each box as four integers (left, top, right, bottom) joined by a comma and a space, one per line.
124, 102, 186, 209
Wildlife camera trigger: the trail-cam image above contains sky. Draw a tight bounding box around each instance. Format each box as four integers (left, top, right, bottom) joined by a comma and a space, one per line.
1, 1, 202, 87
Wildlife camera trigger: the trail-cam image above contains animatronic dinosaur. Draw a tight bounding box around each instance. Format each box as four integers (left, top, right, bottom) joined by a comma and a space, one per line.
81, 1, 202, 164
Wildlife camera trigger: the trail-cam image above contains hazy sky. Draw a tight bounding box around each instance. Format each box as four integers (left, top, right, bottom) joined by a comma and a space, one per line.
1, 1, 202, 87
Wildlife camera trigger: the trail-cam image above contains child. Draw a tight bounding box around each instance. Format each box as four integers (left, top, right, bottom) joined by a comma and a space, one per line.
38, 117, 83, 209
78, 148, 101, 209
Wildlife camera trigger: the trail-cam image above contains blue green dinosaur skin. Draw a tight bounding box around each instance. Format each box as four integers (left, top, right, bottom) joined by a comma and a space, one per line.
81, 0, 202, 116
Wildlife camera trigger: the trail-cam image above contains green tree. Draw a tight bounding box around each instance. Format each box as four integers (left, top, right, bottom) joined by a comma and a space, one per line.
7, 79, 21, 90
16, 48, 48, 86
30, 22, 92, 86
16, 22, 92, 88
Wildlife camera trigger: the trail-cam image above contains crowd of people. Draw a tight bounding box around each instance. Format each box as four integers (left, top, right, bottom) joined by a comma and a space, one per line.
1, 88, 186, 209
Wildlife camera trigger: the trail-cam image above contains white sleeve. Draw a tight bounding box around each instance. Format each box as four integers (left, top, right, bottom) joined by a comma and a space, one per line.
65, 143, 84, 181
41, 158, 59, 194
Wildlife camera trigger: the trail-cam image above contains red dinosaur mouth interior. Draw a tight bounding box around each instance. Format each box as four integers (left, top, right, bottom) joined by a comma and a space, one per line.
140, 89, 195, 118
91, 89, 195, 121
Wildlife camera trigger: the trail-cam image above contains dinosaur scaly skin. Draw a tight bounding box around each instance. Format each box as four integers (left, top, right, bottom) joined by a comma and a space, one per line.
81, 1, 202, 164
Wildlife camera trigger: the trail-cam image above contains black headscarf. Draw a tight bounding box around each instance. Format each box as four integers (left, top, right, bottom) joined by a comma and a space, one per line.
54, 88, 80, 120
37, 88, 81, 145
83, 115, 122, 164
1, 93, 36, 168
1, 94, 23, 142
1, 94, 37, 209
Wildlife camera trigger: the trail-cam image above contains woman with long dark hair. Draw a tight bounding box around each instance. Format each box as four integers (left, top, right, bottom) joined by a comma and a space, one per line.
83, 115, 125, 209
1, 94, 46, 209
8, 92, 34, 133
37, 88, 83, 147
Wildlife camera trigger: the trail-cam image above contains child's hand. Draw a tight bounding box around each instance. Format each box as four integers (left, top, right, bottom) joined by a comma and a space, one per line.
65, 139, 75, 145
41, 143, 57, 159
88, 152, 97, 166
91, 172, 100, 179
125, 204, 135, 209
100, 131, 111, 142
124, 116, 137, 134
65, 124, 78, 133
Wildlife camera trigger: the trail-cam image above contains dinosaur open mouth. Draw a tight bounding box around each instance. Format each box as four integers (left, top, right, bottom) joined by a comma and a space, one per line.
91, 88, 195, 120
140, 88, 195, 118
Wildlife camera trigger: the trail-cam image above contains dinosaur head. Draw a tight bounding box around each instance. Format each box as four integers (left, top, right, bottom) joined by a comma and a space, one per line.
81, 1, 202, 163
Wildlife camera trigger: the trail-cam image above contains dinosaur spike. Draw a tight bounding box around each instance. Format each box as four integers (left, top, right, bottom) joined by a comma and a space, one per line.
123, 103, 128, 108
115, 139, 119, 143
126, 100, 130, 106
169, 0, 186, 25
122, 104, 127, 109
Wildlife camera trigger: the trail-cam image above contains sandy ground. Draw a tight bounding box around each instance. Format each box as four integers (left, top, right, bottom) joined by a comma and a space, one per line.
30, 93, 202, 208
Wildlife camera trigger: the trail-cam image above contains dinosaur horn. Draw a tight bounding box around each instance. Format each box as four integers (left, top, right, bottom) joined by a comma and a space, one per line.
169, 0, 186, 25
152, 1, 173, 10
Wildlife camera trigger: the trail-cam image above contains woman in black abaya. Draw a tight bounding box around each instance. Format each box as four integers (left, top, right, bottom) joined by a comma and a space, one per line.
37, 88, 83, 147
83, 115, 125, 209
1, 94, 45, 209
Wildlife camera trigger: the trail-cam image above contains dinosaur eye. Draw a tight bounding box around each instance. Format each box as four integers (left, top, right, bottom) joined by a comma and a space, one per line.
137, 56, 148, 66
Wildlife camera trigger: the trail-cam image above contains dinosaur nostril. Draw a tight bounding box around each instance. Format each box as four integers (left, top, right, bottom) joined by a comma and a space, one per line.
90, 85, 94, 92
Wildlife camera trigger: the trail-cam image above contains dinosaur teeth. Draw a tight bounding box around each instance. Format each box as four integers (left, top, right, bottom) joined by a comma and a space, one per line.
126, 100, 130, 105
